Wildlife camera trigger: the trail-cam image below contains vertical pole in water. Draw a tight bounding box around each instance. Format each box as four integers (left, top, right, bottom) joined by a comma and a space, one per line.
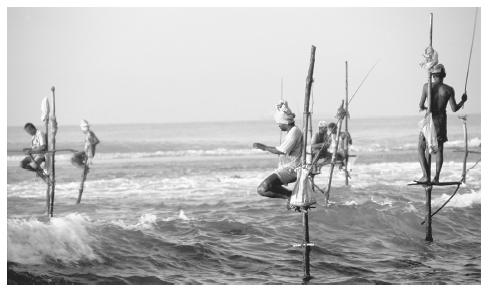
460, 115, 468, 183
302, 209, 310, 280
425, 186, 433, 241
344, 61, 349, 186
425, 13, 434, 242
301, 45, 316, 281
49, 86, 56, 217
44, 106, 50, 216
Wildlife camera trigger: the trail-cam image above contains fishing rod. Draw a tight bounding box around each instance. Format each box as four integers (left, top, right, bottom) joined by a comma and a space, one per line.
279, 77, 284, 145
348, 60, 379, 105
462, 8, 478, 109
8, 148, 78, 154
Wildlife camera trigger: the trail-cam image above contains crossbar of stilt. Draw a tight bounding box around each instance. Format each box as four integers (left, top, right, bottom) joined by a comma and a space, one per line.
408, 181, 462, 186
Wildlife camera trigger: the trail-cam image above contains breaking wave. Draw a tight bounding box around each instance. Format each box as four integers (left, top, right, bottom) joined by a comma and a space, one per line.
7, 213, 101, 265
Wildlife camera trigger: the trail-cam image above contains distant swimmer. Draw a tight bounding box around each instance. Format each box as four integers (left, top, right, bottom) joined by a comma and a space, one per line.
253, 100, 303, 199
417, 63, 467, 184
71, 120, 100, 170
20, 122, 48, 181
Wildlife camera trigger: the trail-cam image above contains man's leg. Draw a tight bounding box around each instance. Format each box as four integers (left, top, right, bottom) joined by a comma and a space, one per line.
20, 156, 37, 172
257, 173, 292, 199
417, 133, 430, 182
433, 142, 444, 184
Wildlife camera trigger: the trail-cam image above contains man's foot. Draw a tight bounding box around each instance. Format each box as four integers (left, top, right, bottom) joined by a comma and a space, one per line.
432, 175, 440, 184
416, 176, 430, 184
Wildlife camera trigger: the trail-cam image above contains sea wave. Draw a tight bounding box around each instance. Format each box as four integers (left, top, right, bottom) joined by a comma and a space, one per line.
432, 189, 481, 208
7, 213, 101, 265
7, 148, 265, 162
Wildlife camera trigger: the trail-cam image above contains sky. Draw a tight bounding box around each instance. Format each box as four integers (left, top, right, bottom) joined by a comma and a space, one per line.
7, 7, 481, 126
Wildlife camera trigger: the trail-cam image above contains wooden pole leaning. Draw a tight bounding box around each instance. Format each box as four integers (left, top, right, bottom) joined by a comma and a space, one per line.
77, 164, 89, 204
49, 86, 57, 217
344, 61, 349, 186
325, 101, 345, 206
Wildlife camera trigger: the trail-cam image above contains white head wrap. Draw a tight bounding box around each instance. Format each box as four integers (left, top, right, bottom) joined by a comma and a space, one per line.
318, 121, 328, 128
273, 100, 295, 125
80, 119, 90, 129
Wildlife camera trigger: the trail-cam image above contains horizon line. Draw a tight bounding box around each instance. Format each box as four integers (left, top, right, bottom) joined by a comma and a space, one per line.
6, 112, 481, 127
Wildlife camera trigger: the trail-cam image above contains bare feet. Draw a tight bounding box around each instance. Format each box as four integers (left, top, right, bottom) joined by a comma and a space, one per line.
432, 175, 440, 184
416, 175, 430, 184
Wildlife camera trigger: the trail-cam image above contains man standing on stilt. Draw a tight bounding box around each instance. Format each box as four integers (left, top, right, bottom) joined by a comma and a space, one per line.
417, 63, 467, 184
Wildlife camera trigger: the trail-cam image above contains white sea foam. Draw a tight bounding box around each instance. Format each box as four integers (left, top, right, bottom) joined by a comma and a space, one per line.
432, 189, 481, 208
7, 161, 480, 203
178, 210, 190, 221
111, 213, 159, 230
7, 213, 100, 265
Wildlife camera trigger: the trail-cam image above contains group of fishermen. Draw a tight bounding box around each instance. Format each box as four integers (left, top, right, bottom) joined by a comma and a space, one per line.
20, 119, 100, 182
254, 62, 468, 203
253, 100, 351, 200
19, 64, 467, 203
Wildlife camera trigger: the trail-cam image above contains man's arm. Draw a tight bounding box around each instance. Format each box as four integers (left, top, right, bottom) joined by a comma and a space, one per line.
449, 87, 467, 112
419, 83, 428, 111
253, 143, 284, 155
90, 131, 100, 145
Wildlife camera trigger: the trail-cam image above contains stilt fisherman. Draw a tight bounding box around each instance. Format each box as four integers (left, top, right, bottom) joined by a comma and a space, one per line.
417, 63, 468, 184
71, 119, 100, 170
253, 100, 303, 199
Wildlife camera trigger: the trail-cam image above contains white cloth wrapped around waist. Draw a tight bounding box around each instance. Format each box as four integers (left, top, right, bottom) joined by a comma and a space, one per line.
418, 113, 438, 154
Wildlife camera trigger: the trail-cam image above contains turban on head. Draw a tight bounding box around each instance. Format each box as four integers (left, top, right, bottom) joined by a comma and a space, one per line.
318, 121, 328, 128
274, 100, 295, 125
80, 119, 90, 129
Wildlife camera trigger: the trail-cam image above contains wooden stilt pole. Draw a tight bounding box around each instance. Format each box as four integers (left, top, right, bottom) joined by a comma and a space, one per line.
344, 61, 349, 186
77, 164, 89, 204
425, 186, 433, 241
44, 112, 50, 216
301, 45, 316, 282
302, 209, 311, 281
424, 13, 434, 242
49, 86, 57, 217
459, 115, 468, 183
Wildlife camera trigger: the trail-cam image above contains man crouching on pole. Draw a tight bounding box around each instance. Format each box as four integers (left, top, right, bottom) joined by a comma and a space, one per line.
253, 100, 303, 199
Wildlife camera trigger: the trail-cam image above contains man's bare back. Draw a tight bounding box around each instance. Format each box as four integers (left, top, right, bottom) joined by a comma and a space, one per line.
420, 82, 457, 114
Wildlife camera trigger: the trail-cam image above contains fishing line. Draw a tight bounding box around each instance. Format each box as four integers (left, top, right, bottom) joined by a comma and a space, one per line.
348, 60, 379, 105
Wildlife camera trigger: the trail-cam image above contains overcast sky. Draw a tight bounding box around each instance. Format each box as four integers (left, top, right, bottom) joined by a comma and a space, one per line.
7, 7, 481, 126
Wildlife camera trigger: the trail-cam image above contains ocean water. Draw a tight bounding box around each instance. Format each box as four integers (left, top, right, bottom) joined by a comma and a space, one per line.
7, 114, 481, 284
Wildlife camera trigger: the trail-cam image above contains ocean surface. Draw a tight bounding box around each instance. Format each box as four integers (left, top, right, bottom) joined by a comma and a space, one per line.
7, 114, 481, 284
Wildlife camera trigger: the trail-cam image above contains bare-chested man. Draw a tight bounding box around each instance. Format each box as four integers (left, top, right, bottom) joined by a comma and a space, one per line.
418, 63, 467, 184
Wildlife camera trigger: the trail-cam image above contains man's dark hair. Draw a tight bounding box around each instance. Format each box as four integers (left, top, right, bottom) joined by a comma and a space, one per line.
433, 69, 446, 78
327, 122, 337, 129
24, 123, 36, 130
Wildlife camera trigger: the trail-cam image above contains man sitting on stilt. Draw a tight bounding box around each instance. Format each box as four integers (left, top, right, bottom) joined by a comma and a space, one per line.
20, 122, 48, 181
253, 100, 303, 199
417, 63, 467, 184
